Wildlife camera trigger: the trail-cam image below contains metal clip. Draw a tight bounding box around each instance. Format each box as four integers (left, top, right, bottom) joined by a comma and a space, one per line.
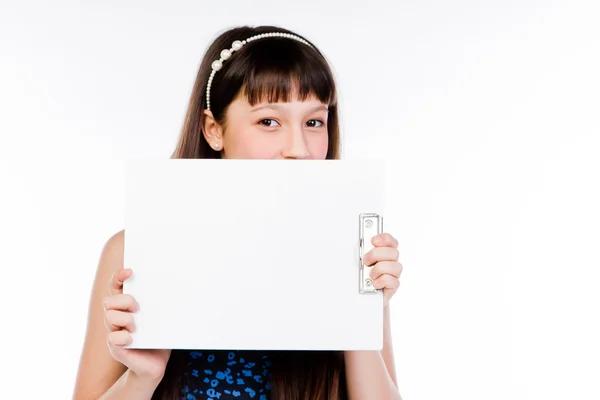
359, 213, 383, 294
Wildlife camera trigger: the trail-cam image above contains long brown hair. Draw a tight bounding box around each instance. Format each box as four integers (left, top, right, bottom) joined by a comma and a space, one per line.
154, 25, 347, 399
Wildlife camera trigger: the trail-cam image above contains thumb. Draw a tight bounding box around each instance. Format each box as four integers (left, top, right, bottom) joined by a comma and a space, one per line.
109, 268, 133, 295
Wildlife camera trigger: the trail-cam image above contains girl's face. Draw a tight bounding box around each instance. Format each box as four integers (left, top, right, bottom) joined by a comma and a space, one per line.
203, 91, 329, 160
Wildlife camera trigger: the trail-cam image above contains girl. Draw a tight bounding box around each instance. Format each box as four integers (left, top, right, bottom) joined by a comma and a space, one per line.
73, 25, 404, 400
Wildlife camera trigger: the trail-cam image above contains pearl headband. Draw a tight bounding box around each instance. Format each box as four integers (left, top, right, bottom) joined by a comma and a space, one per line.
205, 32, 313, 110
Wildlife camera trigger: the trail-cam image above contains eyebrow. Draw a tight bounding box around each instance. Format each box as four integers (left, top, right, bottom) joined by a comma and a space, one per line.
250, 104, 329, 113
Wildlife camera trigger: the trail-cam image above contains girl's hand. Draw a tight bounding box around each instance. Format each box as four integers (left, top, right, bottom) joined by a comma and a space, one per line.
363, 233, 403, 307
103, 268, 172, 382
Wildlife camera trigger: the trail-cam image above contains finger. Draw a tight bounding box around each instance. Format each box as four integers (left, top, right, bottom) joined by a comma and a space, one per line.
369, 261, 403, 280
105, 309, 136, 333
372, 274, 400, 291
372, 233, 398, 248
363, 247, 399, 266
109, 268, 133, 295
102, 294, 139, 313
107, 330, 133, 348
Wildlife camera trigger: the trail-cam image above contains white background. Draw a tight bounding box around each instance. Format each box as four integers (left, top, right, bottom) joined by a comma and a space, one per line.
1, 0, 599, 399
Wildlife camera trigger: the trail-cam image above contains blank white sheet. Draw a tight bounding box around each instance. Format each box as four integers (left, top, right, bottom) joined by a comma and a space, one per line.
123, 159, 386, 351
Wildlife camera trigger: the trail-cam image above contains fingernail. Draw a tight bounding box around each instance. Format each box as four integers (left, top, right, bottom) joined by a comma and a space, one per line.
373, 236, 381, 245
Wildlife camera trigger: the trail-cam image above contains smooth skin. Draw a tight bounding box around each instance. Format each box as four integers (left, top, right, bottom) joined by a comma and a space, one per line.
72, 90, 404, 400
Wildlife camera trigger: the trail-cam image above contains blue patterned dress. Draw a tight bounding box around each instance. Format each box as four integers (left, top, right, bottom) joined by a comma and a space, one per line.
180, 350, 273, 399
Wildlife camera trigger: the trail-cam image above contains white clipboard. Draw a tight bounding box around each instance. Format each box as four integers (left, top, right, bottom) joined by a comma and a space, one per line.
123, 159, 386, 351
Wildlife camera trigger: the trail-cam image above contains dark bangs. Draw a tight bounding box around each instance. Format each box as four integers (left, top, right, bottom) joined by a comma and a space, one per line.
212, 38, 337, 114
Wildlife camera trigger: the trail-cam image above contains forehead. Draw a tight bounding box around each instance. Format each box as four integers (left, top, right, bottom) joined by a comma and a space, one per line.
230, 89, 328, 110
240, 73, 331, 103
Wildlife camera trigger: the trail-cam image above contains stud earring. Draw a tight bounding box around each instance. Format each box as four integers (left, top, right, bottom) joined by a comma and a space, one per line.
213, 143, 220, 149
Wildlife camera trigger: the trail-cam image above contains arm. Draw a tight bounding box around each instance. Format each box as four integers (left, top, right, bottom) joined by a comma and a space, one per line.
381, 304, 399, 387
97, 369, 161, 400
344, 304, 402, 400
72, 230, 160, 400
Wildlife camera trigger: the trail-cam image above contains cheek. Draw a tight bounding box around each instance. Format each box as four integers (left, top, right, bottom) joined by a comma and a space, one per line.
225, 133, 282, 159
307, 133, 330, 160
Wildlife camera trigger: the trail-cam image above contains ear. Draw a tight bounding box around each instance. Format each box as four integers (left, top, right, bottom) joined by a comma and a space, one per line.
202, 109, 223, 151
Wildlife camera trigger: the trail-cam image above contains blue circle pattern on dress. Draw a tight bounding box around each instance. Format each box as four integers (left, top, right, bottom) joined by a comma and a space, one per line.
181, 349, 272, 399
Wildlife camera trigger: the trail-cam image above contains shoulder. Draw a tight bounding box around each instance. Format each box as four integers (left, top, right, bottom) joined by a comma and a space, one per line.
106, 229, 125, 250
98, 229, 125, 272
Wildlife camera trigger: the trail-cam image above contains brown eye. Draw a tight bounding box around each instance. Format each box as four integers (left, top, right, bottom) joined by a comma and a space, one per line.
258, 119, 279, 127
307, 120, 325, 128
